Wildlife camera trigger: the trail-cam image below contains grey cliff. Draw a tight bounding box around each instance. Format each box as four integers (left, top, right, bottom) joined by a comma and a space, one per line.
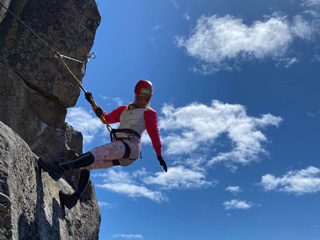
0, 0, 102, 239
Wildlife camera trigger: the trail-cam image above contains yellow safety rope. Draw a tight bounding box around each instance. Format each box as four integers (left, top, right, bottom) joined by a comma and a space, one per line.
0, 2, 113, 134
56, 53, 113, 134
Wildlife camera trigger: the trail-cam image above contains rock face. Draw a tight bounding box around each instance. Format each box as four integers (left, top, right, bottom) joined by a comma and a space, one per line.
0, 122, 101, 240
0, 1, 101, 239
0, 0, 100, 107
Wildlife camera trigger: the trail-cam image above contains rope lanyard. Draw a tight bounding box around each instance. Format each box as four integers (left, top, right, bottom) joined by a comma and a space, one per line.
56, 53, 114, 134
0, 2, 114, 135
0, 2, 85, 63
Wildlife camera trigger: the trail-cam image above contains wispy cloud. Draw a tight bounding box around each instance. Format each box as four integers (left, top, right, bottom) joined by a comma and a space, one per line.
98, 201, 116, 209
171, 0, 179, 8
307, 110, 320, 118
275, 57, 298, 68
66, 107, 120, 150
312, 54, 320, 62
176, 11, 318, 73
159, 100, 282, 170
183, 12, 191, 21
259, 166, 320, 195
147, 25, 166, 50
93, 166, 218, 202
223, 199, 253, 210
96, 183, 168, 203
153, 25, 164, 31
67, 101, 281, 172
225, 186, 243, 195
143, 166, 217, 190
99, 95, 124, 106
112, 234, 143, 239
66, 107, 107, 146
141, 131, 152, 145
290, 15, 314, 40
68, 100, 282, 203
302, 0, 320, 7
94, 169, 134, 184
93, 169, 169, 203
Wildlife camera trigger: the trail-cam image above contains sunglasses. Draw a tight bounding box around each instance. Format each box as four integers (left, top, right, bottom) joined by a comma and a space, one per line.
137, 95, 151, 102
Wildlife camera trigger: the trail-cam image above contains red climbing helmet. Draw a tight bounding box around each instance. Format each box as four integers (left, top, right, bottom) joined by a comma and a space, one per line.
134, 80, 153, 96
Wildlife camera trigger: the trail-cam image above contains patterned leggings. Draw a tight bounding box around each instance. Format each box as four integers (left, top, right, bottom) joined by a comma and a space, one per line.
83, 139, 141, 171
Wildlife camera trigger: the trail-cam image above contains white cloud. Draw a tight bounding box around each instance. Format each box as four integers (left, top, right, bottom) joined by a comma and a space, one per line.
302, 0, 320, 7
147, 25, 166, 48
143, 166, 217, 190
67, 101, 281, 171
170, 154, 208, 172
312, 54, 320, 62
98, 201, 116, 209
176, 13, 317, 73
93, 169, 168, 203
93, 166, 217, 202
132, 168, 149, 178
66, 107, 107, 146
99, 95, 124, 106
291, 15, 314, 40
66, 107, 120, 150
141, 131, 152, 145
153, 25, 164, 31
275, 57, 298, 68
307, 110, 320, 118
159, 100, 282, 169
225, 186, 242, 194
183, 12, 191, 21
223, 199, 253, 210
259, 166, 320, 195
112, 234, 143, 239
96, 169, 134, 184
171, 0, 179, 8
96, 183, 168, 203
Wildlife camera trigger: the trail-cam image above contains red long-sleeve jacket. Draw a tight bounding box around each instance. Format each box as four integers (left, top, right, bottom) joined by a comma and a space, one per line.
93, 105, 162, 157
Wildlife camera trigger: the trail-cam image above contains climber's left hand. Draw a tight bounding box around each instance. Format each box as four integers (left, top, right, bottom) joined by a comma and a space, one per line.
157, 156, 167, 172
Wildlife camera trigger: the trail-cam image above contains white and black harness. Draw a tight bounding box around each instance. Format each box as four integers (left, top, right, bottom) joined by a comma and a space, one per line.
110, 128, 141, 166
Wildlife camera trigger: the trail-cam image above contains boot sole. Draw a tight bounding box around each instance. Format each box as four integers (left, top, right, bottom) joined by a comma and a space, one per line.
59, 191, 78, 209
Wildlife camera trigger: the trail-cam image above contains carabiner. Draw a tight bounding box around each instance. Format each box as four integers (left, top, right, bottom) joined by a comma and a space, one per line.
87, 53, 96, 62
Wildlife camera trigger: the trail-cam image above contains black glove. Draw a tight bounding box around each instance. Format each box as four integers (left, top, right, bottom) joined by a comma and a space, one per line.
157, 156, 167, 172
95, 107, 104, 118
85, 92, 94, 104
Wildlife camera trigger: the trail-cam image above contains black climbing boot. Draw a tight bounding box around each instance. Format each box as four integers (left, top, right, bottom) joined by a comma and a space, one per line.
59, 191, 80, 209
59, 169, 90, 209
38, 152, 95, 181
58, 152, 95, 171
38, 158, 64, 181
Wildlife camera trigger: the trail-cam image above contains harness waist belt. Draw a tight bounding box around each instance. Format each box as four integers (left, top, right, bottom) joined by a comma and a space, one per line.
112, 128, 141, 139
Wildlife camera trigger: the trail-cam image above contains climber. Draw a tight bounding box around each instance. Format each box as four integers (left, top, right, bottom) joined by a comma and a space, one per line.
38, 80, 167, 209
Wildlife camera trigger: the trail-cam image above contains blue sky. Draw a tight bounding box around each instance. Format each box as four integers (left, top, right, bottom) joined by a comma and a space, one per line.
66, 0, 320, 239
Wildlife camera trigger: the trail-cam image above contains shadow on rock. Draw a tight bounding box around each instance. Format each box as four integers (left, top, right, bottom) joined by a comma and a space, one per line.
18, 163, 64, 240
